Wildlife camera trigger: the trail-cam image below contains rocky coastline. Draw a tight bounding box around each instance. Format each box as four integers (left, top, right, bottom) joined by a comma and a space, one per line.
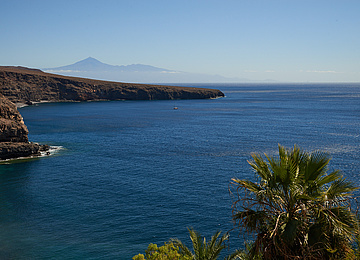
0, 66, 224, 160
0, 93, 49, 160
0, 66, 224, 104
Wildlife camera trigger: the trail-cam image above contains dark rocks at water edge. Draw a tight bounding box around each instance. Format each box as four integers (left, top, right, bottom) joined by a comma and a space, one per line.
0, 93, 49, 160
0, 66, 225, 103
0, 142, 49, 160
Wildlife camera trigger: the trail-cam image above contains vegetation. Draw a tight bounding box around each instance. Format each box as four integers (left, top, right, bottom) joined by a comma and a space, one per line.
171, 228, 242, 260
132, 242, 187, 260
133, 228, 241, 260
231, 145, 359, 259
134, 145, 360, 259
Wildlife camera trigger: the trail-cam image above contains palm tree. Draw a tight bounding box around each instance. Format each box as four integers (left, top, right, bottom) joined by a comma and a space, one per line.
172, 228, 242, 260
231, 145, 359, 259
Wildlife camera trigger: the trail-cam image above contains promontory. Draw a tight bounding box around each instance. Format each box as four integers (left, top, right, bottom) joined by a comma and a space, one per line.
0, 66, 224, 160
0, 66, 224, 104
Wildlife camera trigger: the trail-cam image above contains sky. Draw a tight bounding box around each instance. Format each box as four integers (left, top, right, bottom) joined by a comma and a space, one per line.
1, 0, 360, 82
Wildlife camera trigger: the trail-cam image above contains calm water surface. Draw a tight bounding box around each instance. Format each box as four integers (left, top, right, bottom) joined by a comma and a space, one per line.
0, 83, 359, 259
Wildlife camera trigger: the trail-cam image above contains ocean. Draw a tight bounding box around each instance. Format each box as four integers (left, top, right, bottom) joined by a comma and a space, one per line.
0, 83, 359, 259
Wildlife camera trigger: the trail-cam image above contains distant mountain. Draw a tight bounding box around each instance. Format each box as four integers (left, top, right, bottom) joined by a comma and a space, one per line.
44, 57, 244, 83
45, 57, 172, 73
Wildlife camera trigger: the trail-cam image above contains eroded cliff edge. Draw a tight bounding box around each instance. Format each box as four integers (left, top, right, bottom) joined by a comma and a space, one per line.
0, 93, 48, 160
0, 66, 225, 103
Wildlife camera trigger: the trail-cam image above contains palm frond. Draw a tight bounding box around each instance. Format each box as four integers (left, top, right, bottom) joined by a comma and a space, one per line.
278, 144, 289, 164
231, 179, 262, 195
316, 170, 342, 188
325, 178, 358, 201
188, 228, 203, 259
316, 207, 357, 243
233, 210, 267, 231
206, 231, 228, 259
249, 154, 272, 181
304, 150, 331, 182
171, 238, 193, 258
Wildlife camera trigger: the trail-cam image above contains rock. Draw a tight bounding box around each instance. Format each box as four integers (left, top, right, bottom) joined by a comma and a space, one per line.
0, 93, 29, 142
0, 93, 49, 160
0, 142, 48, 160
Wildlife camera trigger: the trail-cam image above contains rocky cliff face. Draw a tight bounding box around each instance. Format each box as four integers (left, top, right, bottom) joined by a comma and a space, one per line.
0, 93, 48, 160
0, 66, 224, 103
0, 92, 29, 142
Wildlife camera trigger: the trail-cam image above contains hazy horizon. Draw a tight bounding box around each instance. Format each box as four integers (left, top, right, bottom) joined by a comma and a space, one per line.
1, 0, 359, 83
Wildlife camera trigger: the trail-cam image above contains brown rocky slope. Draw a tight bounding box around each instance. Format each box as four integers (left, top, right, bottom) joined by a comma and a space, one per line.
0, 93, 48, 160
0, 66, 224, 103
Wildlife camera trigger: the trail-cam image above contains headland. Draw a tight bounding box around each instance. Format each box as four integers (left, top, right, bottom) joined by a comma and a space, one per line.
0, 66, 224, 104
0, 66, 224, 160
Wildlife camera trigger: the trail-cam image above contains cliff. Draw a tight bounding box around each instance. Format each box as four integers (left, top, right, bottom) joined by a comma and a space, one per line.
0, 92, 29, 142
0, 66, 224, 103
0, 93, 48, 160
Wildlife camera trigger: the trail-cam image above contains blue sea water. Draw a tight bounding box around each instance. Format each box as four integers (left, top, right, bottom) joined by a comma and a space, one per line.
0, 83, 360, 259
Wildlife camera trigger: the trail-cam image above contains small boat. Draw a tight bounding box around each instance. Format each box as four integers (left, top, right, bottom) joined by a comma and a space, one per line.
173, 107, 178, 110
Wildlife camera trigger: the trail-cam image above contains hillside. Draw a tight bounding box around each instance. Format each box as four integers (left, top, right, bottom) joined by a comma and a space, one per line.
0, 66, 224, 103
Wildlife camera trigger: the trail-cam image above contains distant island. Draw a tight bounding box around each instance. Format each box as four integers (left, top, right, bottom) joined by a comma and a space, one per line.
44, 57, 173, 73
0, 66, 224, 160
43, 57, 244, 83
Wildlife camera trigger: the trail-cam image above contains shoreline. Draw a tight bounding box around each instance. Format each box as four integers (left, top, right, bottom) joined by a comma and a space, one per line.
15, 94, 226, 109
15, 100, 52, 108
0, 145, 62, 164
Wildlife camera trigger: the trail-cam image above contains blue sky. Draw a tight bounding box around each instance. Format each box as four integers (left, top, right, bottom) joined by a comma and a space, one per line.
1, 0, 359, 82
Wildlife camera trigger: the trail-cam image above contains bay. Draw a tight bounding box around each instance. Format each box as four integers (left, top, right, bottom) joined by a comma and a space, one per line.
0, 83, 359, 259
